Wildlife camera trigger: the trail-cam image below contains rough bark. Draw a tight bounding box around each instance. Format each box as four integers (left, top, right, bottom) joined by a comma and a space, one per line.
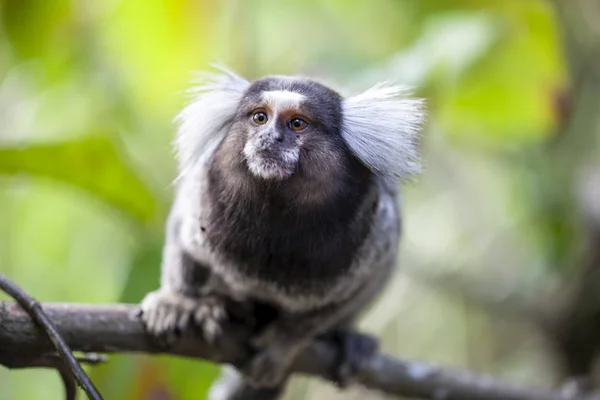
0, 301, 596, 400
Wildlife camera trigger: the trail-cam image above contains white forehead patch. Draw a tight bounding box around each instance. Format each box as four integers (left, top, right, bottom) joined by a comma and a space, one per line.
261, 90, 305, 112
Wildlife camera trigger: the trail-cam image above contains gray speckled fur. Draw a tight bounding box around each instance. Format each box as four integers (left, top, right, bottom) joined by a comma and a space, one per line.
140, 66, 424, 399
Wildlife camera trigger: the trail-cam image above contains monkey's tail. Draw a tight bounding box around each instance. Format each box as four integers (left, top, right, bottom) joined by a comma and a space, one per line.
208, 366, 288, 400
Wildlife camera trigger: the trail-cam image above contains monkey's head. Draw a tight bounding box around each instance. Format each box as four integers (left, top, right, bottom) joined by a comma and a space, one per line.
230, 77, 344, 182
175, 65, 425, 194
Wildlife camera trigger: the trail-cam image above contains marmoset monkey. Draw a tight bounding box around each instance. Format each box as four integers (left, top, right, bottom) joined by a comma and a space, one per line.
140, 66, 425, 399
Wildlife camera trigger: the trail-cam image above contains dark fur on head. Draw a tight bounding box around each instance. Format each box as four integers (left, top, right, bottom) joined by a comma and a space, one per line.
213, 76, 359, 203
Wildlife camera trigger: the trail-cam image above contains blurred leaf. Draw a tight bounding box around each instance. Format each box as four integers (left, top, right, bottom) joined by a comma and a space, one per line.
99, 0, 215, 116
1, 0, 73, 60
131, 358, 175, 400
437, 2, 566, 147
89, 355, 137, 400
393, 11, 502, 86
0, 136, 159, 223
347, 11, 502, 103
119, 236, 163, 303
164, 358, 218, 400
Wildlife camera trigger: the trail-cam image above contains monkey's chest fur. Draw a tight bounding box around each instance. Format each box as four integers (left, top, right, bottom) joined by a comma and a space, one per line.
207, 190, 375, 290
176, 160, 393, 312
210, 174, 376, 284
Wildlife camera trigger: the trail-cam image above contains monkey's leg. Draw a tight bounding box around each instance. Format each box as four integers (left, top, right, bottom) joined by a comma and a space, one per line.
329, 329, 379, 387
208, 366, 287, 400
207, 310, 378, 399
241, 267, 390, 389
140, 234, 226, 344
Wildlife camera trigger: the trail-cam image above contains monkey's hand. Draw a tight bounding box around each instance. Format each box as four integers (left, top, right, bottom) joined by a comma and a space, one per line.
140, 290, 226, 344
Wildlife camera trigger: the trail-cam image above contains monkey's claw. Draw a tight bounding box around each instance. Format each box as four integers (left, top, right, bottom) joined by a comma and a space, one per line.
139, 290, 226, 345
333, 331, 378, 388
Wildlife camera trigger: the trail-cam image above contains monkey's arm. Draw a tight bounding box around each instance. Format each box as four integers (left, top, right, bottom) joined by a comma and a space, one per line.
140, 212, 226, 342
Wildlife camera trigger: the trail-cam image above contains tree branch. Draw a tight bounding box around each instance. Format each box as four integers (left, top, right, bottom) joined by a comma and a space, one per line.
0, 274, 103, 400
0, 302, 595, 400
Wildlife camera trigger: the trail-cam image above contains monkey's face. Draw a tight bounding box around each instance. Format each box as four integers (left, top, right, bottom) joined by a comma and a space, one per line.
240, 90, 306, 180
231, 77, 347, 183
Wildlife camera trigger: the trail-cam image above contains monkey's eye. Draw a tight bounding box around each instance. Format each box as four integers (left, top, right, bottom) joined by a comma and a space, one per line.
252, 112, 268, 125
289, 118, 308, 132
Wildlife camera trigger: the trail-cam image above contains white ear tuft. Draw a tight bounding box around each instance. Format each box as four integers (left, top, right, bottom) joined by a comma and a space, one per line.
174, 64, 249, 178
341, 82, 425, 180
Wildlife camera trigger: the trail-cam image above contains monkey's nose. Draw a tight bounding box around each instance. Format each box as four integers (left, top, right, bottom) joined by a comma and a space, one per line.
261, 127, 286, 145
274, 130, 285, 142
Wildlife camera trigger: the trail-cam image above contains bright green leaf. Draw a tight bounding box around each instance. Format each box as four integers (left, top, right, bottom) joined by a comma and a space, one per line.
0, 136, 160, 223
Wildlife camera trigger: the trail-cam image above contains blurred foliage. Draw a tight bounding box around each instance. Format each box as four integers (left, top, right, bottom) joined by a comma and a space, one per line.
0, 0, 586, 399
0, 136, 161, 223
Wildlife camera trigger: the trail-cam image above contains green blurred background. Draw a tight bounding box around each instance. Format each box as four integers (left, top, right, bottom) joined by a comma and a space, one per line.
2, 0, 600, 399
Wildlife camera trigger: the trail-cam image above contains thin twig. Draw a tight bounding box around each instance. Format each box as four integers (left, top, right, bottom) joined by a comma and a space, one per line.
0, 274, 103, 400
1, 302, 598, 400
58, 364, 77, 400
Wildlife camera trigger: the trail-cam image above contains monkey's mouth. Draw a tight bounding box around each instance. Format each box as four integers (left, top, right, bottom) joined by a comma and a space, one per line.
243, 145, 299, 181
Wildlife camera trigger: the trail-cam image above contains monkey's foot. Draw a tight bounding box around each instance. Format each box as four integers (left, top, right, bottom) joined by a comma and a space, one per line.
139, 290, 226, 345
241, 344, 297, 388
332, 331, 379, 388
